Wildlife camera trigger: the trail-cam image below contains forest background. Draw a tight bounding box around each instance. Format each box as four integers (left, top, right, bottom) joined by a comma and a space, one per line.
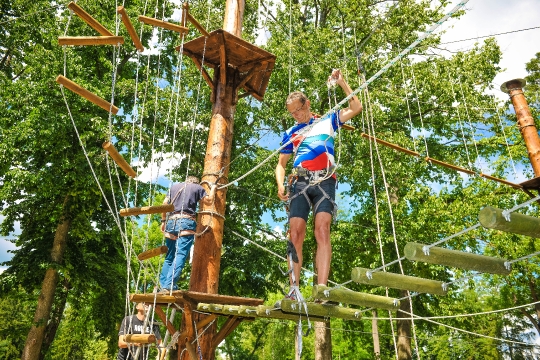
1, 0, 540, 359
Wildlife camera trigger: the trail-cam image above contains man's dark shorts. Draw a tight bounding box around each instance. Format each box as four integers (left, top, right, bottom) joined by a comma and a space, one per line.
289, 177, 336, 221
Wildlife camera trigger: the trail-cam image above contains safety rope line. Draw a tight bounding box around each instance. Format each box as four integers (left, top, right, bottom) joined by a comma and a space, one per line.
493, 98, 519, 178
448, 72, 473, 169
399, 56, 419, 154
219, 0, 470, 189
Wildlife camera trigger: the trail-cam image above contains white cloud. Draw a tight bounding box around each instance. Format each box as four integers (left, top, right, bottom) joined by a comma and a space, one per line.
438, 0, 540, 99
133, 151, 186, 184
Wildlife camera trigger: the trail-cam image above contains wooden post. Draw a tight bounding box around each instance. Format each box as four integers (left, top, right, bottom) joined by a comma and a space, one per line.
138, 15, 188, 34
404, 242, 511, 275
351, 267, 447, 296
312, 285, 400, 310
479, 206, 540, 238
501, 79, 540, 177
183, 2, 245, 359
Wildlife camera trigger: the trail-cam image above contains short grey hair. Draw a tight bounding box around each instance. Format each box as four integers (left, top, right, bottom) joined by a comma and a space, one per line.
286, 91, 308, 106
186, 176, 199, 184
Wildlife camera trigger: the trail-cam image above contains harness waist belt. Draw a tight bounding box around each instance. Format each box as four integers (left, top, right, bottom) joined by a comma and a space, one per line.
169, 213, 196, 219
293, 166, 335, 177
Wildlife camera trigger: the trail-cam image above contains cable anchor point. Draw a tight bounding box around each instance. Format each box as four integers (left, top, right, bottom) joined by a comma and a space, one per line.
502, 209, 511, 222
422, 245, 430, 256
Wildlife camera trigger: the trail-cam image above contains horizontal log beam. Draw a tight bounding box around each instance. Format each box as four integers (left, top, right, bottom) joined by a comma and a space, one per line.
120, 204, 174, 217
256, 305, 326, 321
139, 15, 188, 34
123, 334, 156, 344
480, 173, 522, 189
425, 156, 476, 175
361, 133, 420, 157
56, 75, 119, 114
313, 285, 400, 310
479, 206, 540, 238
67, 2, 113, 36
138, 245, 168, 261
117, 6, 144, 52
280, 300, 362, 321
130, 293, 176, 304
102, 141, 137, 178
404, 242, 511, 275
351, 267, 447, 296
58, 36, 124, 46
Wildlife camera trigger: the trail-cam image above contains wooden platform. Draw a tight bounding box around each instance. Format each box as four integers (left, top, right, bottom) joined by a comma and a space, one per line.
179, 29, 275, 101
520, 176, 540, 191
130, 290, 263, 357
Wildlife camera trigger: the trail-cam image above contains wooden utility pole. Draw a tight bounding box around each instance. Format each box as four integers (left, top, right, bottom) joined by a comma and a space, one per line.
184, 1, 245, 359
501, 79, 540, 179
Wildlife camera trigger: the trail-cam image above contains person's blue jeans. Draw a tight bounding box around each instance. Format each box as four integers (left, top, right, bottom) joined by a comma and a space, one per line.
159, 218, 196, 290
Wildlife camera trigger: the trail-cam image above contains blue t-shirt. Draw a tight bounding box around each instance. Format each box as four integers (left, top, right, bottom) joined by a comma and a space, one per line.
166, 182, 207, 216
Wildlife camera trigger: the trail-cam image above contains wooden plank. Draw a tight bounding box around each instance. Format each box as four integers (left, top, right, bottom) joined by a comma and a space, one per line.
58, 36, 124, 46
185, 291, 263, 306
361, 133, 420, 157
189, 55, 214, 90
154, 305, 177, 335
351, 267, 447, 296
102, 141, 137, 178
425, 156, 476, 175
313, 285, 400, 310
280, 300, 363, 321
56, 75, 119, 114
219, 33, 227, 87
479, 206, 540, 238
138, 245, 168, 261
404, 242, 511, 275
139, 15, 188, 34
120, 204, 174, 217
117, 6, 144, 52
67, 2, 113, 36
211, 316, 242, 349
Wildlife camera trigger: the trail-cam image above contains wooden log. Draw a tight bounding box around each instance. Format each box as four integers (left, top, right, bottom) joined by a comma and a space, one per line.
404, 242, 511, 275
187, 13, 210, 37
102, 141, 137, 178
117, 6, 144, 52
237, 305, 259, 318
425, 156, 476, 175
58, 36, 124, 46
138, 15, 188, 34
313, 285, 400, 310
479, 206, 540, 239
351, 267, 447, 296
56, 75, 119, 114
138, 246, 168, 261
185, 342, 198, 360
480, 173, 522, 189
255, 306, 326, 321
120, 204, 174, 217
130, 293, 176, 304
280, 300, 362, 321
67, 2, 113, 36
361, 133, 420, 157
342, 123, 355, 131
124, 334, 156, 344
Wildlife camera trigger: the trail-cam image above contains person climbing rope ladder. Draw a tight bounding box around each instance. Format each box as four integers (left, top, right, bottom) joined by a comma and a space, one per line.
159, 176, 216, 292
275, 69, 362, 302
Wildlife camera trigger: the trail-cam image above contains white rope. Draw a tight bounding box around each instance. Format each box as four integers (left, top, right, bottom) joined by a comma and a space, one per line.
448, 72, 473, 168
493, 98, 518, 178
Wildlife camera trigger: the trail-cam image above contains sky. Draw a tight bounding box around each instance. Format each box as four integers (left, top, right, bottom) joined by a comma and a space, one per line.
1, 1, 540, 274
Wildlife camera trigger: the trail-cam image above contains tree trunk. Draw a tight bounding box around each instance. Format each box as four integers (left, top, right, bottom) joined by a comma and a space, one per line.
314, 320, 332, 360
372, 310, 381, 359
22, 195, 71, 360
396, 290, 412, 360
38, 279, 70, 360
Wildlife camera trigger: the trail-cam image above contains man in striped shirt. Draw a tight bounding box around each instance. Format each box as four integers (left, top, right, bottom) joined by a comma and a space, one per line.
275, 69, 362, 298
